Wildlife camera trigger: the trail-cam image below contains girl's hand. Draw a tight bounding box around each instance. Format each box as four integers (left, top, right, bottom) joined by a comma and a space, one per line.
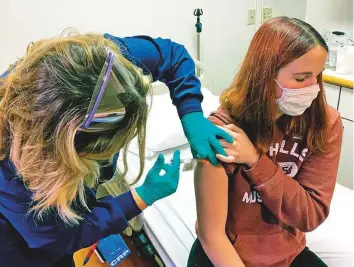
216, 124, 260, 168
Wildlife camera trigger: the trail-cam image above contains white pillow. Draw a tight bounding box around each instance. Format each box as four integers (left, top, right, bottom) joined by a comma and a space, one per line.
127, 88, 220, 157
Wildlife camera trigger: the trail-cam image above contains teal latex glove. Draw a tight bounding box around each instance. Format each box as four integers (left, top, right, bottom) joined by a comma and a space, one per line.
181, 112, 233, 166
135, 150, 181, 206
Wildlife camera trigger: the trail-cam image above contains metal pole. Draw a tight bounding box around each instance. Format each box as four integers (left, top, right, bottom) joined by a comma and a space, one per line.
194, 8, 203, 77
197, 33, 200, 63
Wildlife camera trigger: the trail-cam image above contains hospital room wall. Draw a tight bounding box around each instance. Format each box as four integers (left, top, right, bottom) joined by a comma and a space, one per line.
305, 0, 353, 39
0, 0, 200, 71
262, 0, 354, 41
204, 0, 309, 94
260, 0, 308, 22
0, 0, 340, 95
204, 0, 310, 94
0, 0, 257, 95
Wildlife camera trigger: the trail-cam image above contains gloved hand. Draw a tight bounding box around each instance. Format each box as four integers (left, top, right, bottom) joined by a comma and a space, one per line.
135, 150, 181, 206
181, 112, 233, 166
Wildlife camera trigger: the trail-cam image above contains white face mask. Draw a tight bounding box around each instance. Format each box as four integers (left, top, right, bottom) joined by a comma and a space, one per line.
275, 79, 320, 116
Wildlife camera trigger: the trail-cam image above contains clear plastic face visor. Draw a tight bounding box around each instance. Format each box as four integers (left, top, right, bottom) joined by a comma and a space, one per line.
79, 48, 132, 132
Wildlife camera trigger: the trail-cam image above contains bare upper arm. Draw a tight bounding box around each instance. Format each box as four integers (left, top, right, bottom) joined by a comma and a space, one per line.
194, 160, 229, 241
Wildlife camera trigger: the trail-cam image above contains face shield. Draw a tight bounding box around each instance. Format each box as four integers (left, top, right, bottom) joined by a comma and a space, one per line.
79, 48, 134, 132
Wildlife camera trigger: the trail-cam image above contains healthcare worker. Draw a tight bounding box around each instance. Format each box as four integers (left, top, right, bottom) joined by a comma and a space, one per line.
0, 33, 232, 267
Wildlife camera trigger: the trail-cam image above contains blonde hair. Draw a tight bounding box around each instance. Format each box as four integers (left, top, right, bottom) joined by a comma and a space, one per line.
0, 32, 151, 225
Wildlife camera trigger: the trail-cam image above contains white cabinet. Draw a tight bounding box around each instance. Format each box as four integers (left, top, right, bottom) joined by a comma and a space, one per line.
338, 87, 353, 121
324, 83, 340, 109
337, 119, 353, 189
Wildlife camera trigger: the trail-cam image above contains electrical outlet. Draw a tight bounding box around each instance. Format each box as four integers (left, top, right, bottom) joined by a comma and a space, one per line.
247, 8, 255, 25
262, 7, 272, 23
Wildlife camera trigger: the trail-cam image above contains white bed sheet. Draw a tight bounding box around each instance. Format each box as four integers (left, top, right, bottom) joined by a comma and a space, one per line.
119, 147, 354, 267
306, 183, 354, 266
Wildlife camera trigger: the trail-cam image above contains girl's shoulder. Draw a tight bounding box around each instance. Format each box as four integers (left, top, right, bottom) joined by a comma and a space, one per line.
326, 104, 342, 130
208, 107, 235, 126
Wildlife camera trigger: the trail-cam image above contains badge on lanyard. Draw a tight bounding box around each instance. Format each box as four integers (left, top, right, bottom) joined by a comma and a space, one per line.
97, 234, 131, 266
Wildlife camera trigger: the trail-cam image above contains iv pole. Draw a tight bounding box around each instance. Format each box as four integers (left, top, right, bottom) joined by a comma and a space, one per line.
194, 8, 203, 77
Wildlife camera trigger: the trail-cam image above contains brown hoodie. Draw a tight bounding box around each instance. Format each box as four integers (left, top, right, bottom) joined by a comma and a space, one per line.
208, 105, 343, 267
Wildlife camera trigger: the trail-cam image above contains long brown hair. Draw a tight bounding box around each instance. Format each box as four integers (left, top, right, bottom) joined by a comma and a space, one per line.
221, 16, 329, 154
0, 32, 151, 225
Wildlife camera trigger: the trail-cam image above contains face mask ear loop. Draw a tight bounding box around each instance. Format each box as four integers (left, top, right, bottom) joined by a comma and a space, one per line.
274, 79, 285, 103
